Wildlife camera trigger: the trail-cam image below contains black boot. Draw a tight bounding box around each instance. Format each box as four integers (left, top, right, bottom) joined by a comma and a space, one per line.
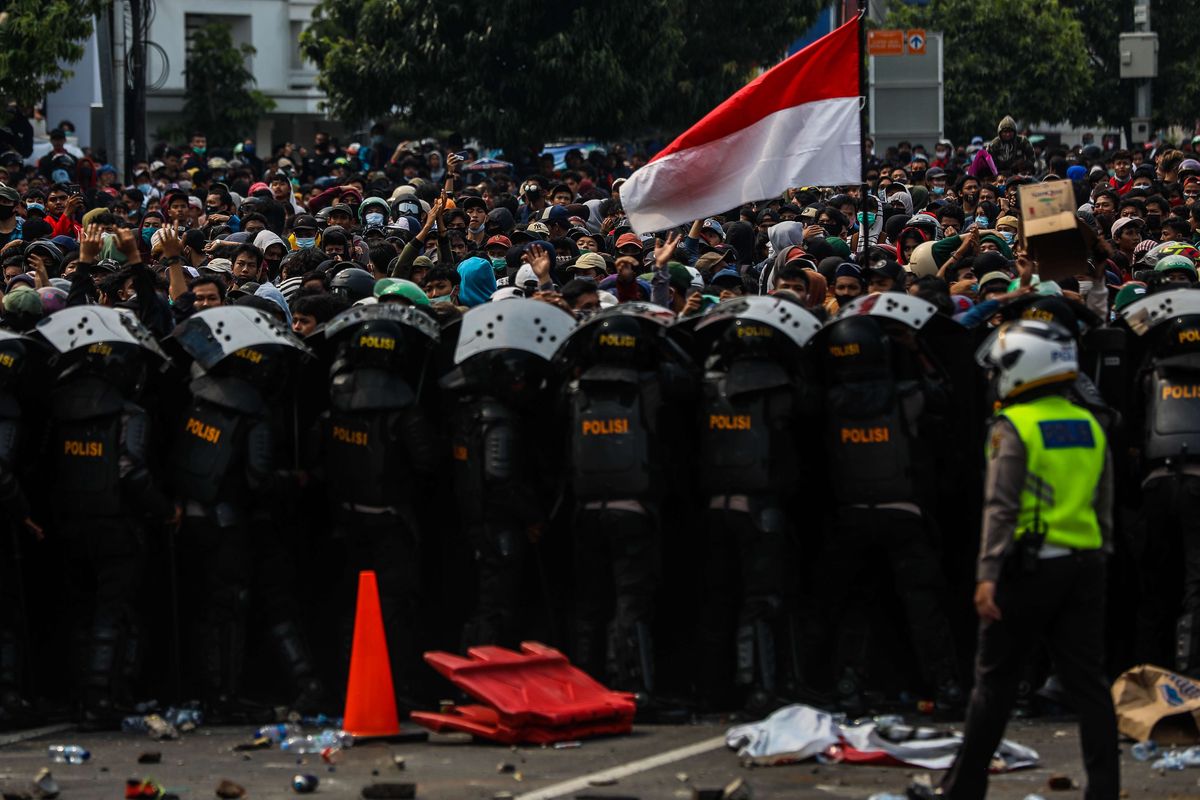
203, 622, 271, 725
738, 621, 786, 718
0, 630, 31, 729
270, 621, 327, 715
81, 618, 122, 730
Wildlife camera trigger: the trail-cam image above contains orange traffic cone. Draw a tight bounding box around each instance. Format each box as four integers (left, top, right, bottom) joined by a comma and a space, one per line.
343, 570, 401, 737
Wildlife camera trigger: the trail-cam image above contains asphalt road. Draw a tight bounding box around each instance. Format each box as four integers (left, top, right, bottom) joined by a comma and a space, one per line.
0, 717, 1196, 798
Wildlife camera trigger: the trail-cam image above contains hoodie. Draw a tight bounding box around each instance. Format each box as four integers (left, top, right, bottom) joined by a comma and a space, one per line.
456, 256, 497, 307
255, 282, 292, 326
886, 190, 914, 216
756, 222, 810, 293
986, 115, 1035, 173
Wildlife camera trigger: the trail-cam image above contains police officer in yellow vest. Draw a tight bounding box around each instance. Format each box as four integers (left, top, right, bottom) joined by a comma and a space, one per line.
931, 319, 1119, 800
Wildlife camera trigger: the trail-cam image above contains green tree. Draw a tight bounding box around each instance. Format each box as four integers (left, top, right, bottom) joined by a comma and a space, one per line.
301, 0, 823, 151
0, 0, 108, 108
886, 0, 1093, 143
1063, 0, 1200, 138
182, 23, 274, 148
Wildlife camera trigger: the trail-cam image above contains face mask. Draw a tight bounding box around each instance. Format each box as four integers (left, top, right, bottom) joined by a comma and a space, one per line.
295, 237, 316, 249
365, 212, 385, 226
205, 206, 220, 215
834, 293, 853, 308
999, 231, 1016, 244
932, 186, 945, 196
491, 257, 507, 274
137, 183, 152, 195
26, 203, 43, 214
371, 135, 384, 145
0, 206, 14, 221
264, 259, 281, 274
936, 149, 948, 159
141, 227, 156, 244
193, 146, 206, 156
430, 293, 454, 304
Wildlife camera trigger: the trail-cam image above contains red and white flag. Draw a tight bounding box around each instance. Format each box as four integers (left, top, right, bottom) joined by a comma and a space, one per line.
621, 16, 861, 233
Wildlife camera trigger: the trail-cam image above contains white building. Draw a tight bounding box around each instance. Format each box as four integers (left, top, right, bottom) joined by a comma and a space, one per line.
46, 0, 341, 158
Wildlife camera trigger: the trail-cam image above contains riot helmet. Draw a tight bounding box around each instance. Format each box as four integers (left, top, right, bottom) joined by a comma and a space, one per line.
587, 314, 648, 367
0, 332, 29, 390
330, 267, 376, 303
822, 315, 891, 382
717, 318, 783, 361
975, 319, 1077, 401
1157, 314, 1200, 358
334, 318, 407, 373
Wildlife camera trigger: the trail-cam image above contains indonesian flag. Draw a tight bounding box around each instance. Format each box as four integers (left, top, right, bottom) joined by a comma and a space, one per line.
621, 16, 861, 233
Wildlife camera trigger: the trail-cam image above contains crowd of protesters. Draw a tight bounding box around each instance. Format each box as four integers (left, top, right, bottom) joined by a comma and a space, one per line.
0, 113, 1198, 730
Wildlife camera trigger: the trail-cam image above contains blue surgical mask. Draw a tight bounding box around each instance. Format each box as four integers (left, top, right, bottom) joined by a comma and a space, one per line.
365, 212, 385, 226
430, 293, 454, 303
141, 227, 156, 244
932, 186, 945, 196
137, 183, 152, 195
1000, 231, 1016, 244
295, 237, 316, 249
26, 203, 43, 213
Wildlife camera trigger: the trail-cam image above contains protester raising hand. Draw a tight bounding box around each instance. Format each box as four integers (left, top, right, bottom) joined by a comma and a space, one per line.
160, 224, 184, 260
526, 244, 553, 285
654, 231, 682, 268
78, 223, 104, 263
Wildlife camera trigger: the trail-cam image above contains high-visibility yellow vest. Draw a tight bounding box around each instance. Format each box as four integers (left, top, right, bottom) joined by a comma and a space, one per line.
995, 394, 1105, 550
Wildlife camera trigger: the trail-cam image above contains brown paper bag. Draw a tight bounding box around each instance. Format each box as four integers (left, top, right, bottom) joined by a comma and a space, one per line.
1112, 664, 1200, 744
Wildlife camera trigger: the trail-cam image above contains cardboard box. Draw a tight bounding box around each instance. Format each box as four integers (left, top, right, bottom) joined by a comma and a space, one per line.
1018, 181, 1094, 281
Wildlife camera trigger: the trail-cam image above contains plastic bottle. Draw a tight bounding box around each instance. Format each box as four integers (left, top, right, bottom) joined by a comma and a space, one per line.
164, 707, 203, 729
1131, 740, 1158, 761
47, 745, 90, 764
1180, 746, 1200, 767
1152, 752, 1186, 771
281, 731, 352, 754
121, 716, 150, 734
255, 723, 300, 743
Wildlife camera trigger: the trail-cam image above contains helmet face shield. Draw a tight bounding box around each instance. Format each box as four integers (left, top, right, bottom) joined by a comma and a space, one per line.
977, 319, 1077, 400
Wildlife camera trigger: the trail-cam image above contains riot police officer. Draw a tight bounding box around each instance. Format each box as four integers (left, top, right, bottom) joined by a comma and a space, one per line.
441, 299, 575, 648
691, 297, 822, 714
930, 319, 1118, 800
167, 306, 315, 719
36, 306, 178, 726
815, 297, 962, 713
0, 331, 42, 724
557, 303, 694, 705
317, 304, 442, 705
1118, 288, 1200, 674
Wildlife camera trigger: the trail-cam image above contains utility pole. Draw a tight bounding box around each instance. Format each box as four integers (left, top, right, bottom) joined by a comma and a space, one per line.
1122, 0, 1156, 147
111, 0, 127, 179
126, 0, 146, 171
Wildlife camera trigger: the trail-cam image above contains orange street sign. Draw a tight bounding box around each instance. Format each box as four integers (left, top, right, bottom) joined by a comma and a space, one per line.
906, 29, 927, 55
868, 29, 904, 57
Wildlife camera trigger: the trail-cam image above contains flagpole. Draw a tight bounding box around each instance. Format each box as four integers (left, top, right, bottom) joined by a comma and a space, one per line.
858, 0, 870, 254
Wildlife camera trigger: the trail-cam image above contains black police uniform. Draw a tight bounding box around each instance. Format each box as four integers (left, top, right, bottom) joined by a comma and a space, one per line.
46, 333, 175, 723
1132, 313, 1200, 674
443, 350, 555, 648
816, 314, 960, 710
561, 310, 693, 701
319, 315, 440, 701
168, 311, 314, 716
694, 315, 816, 713
0, 333, 38, 721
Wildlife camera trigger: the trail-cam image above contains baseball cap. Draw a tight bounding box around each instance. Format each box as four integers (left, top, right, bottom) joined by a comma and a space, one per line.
570, 252, 608, 273
292, 214, 319, 231
978, 270, 1012, 291
204, 258, 233, 274
526, 221, 550, 237
700, 218, 725, 239
485, 235, 513, 251
1111, 216, 1144, 238
541, 206, 571, 226
996, 215, 1019, 230
615, 232, 643, 252
867, 260, 903, 282
710, 268, 743, 288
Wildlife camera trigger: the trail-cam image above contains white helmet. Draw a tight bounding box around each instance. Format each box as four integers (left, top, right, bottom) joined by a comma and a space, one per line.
975, 319, 1077, 400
